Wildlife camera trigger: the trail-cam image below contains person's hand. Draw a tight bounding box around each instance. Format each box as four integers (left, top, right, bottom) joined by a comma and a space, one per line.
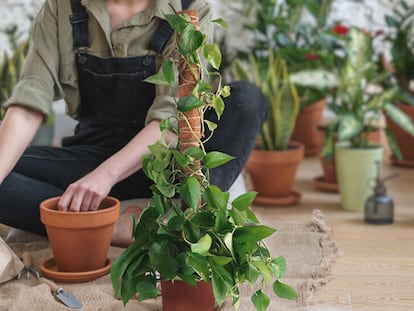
57, 169, 114, 212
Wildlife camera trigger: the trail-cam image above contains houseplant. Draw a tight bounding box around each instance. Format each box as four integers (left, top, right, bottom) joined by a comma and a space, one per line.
321, 26, 414, 211
380, 0, 414, 167
0, 25, 55, 145
232, 50, 304, 206
111, 7, 296, 311
239, 0, 343, 156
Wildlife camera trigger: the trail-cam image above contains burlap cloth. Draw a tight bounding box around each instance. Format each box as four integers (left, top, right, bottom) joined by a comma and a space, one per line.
0, 209, 338, 310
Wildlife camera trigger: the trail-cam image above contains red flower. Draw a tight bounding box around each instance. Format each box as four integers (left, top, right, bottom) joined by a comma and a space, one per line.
332, 24, 349, 35
303, 53, 321, 60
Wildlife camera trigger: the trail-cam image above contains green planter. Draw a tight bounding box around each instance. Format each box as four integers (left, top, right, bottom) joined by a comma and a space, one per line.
335, 142, 384, 212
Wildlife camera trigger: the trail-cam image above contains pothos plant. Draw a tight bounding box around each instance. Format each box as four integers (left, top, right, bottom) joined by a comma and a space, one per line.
111, 6, 296, 311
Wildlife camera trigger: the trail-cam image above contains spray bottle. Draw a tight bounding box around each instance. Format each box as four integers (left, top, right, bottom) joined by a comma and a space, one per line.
364, 161, 398, 225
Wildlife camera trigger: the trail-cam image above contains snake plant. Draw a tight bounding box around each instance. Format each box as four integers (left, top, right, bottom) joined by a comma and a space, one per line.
232, 50, 300, 150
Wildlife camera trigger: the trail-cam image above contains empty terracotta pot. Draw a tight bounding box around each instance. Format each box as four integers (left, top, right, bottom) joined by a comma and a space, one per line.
40, 196, 120, 272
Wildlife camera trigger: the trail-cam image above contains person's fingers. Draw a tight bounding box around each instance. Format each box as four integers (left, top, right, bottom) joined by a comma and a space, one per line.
57, 188, 74, 211
80, 191, 94, 211
89, 195, 103, 211
68, 189, 84, 212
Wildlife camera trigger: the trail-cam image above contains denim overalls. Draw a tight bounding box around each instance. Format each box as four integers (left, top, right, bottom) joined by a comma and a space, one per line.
0, 0, 267, 235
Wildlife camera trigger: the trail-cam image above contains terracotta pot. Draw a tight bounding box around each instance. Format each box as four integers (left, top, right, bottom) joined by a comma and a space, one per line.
291, 98, 326, 157
385, 103, 414, 167
245, 142, 304, 205
161, 280, 215, 311
40, 196, 120, 272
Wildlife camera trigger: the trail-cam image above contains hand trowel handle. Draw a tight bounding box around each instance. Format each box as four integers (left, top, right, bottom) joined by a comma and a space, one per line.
39, 277, 59, 292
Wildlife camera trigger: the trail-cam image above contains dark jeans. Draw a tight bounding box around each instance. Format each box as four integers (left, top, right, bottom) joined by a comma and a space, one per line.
0, 81, 267, 235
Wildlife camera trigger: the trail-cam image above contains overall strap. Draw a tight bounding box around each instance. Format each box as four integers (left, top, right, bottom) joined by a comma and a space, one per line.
148, 0, 195, 54
69, 0, 90, 49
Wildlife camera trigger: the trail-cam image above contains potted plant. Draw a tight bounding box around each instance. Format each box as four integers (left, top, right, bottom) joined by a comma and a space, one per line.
239, 0, 343, 156
0, 25, 55, 145
321, 26, 414, 212
232, 50, 304, 207
380, 0, 414, 167
111, 7, 296, 311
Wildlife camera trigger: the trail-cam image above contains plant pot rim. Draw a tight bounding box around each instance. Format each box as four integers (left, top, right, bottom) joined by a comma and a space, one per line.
253, 141, 304, 153
335, 141, 383, 151
40, 196, 120, 228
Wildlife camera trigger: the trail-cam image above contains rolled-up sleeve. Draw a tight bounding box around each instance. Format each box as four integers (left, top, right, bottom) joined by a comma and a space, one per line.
3, 0, 63, 118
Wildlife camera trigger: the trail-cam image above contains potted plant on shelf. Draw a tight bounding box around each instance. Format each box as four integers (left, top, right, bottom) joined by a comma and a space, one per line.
0, 25, 55, 146
321, 26, 414, 212
111, 8, 296, 311
232, 50, 304, 207
239, 0, 342, 156
379, 0, 414, 167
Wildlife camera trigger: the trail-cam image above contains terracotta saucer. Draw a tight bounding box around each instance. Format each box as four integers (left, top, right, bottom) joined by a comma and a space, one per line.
390, 156, 414, 168
253, 191, 301, 207
313, 176, 339, 193
39, 257, 112, 283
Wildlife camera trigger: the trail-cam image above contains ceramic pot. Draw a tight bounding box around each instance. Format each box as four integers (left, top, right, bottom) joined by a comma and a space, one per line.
314, 126, 383, 193
291, 98, 326, 157
246, 141, 304, 206
40, 196, 120, 272
161, 280, 215, 311
385, 103, 414, 167
335, 143, 384, 212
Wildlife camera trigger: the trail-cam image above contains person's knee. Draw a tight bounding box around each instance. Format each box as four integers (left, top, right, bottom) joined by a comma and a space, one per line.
226, 81, 268, 123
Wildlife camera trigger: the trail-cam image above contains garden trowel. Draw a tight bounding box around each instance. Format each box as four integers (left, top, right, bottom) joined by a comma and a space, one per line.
39, 277, 83, 309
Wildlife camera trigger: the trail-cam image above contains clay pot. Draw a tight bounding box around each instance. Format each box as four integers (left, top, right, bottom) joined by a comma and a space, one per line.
385, 103, 414, 167
245, 141, 304, 206
161, 280, 215, 311
291, 98, 326, 157
40, 196, 120, 272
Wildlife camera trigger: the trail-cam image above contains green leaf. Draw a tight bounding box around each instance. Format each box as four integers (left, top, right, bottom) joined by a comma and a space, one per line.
211, 18, 228, 29
273, 279, 297, 300
251, 290, 270, 311
178, 24, 204, 55
203, 151, 235, 169
229, 208, 248, 226
212, 95, 225, 119
149, 250, 178, 280
177, 95, 203, 112
191, 234, 212, 255
384, 103, 414, 136
337, 114, 363, 141
191, 211, 215, 228
171, 149, 189, 167
384, 128, 403, 160
187, 252, 210, 281
164, 13, 188, 32
204, 185, 229, 211
251, 261, 272, 284
179, 176, 201, 210
271, 256, 287, 279
161, 60, 175, 88
203, 43, 222, 70
208, 255, 233, 266
135, 275, 160, 301
204, 119, 217, 131
232, 191, 258, 211
144, 72, 170, 87
211, 265, 233, 307
183, 146, 205, 160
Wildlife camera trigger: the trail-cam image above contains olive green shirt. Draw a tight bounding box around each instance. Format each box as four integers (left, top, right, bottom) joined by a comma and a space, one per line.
4, 0, 211, 125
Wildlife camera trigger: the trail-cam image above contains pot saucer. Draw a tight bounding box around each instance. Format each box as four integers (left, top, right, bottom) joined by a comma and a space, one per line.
390, 156, 414, 168
313, 176, 339, 193
39, 257, 112, 283
253, 191, 301, 207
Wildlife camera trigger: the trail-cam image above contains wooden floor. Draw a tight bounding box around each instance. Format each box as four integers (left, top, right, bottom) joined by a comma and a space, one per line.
250, 155, 414, 311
